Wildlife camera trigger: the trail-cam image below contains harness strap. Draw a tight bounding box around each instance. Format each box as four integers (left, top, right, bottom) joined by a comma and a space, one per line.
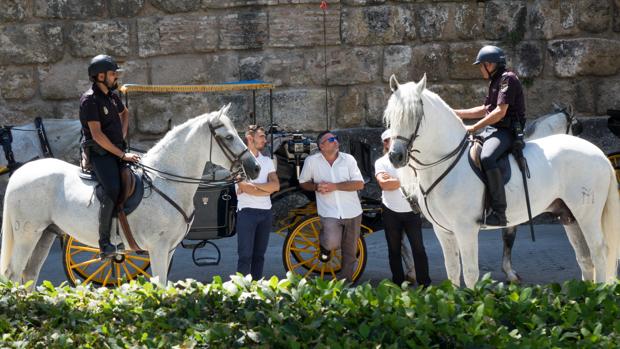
34, 117, 54, 158
0, 126, 18, 176
416, 134, 469, 232
144, 174, 195, 224
118, 209, 144, 252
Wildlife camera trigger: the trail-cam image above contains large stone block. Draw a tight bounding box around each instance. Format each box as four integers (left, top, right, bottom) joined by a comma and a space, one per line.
342, 0, 385, 4
118, 59, 149, 85
0, 99, 57, 124
523, 79, 595, 116
324, 47, 381, 85
548, 39, 620, 77
150, 56, 208, 85
329, 86, 365, 128
38, 61, 92, 100
528, 0, 559, 39
0, 66, 35, 100
365, 85, 390, 127
454, 3, 483, 40
240, 51, 312, 86
204, 53, 240, 83
559, 1, 579, 33
410, 43, 448, 82
203, 0, 277, 8
109, 0, 145, 18
68, 21, 130, 58
256, 89, 328, 131
0, 0, 26, 22
342, 5, 414, 45
414, 3, 450, 41
383, 45, 413, 82
614, 0, 620, 32
427, 82, 487, 110
219, 11, 268, 50
577, 0, 610, 33
134, 94, 216, 135
595, 79, 620, 115
513, 41, 543, 78
0, 24, 63, 65
269, 6, 340, 47
138, 16, 218, 57
151, 0, 201, 13
34, 0, 105, 19
483, 1, 527, 43
447, 43, 483, 80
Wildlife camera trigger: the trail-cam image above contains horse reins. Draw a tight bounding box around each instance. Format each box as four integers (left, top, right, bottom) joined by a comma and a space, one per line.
394, 98, 470, 232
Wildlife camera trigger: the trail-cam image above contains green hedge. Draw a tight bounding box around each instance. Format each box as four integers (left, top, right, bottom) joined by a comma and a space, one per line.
0, 274, 619, 348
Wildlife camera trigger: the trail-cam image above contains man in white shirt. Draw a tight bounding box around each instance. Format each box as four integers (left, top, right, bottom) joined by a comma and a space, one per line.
375, 129, 430, 287
236, 125, 280, 280
299, 130, 364, 282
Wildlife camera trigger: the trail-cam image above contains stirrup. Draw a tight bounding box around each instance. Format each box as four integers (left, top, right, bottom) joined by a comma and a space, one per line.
478, 209, 507, 227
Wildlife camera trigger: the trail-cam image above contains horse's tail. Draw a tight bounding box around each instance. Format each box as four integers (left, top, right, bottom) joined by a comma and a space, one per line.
601, 165, 620, 273
0, 196, 14, 277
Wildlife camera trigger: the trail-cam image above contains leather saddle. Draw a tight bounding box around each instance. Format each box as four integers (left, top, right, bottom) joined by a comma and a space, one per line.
467, 137, 512, 186
79, 166, 145, 251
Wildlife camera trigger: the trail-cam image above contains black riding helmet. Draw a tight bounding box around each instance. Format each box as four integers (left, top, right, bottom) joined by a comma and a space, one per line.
473, 45, 506, 66
88, 54, 121, 81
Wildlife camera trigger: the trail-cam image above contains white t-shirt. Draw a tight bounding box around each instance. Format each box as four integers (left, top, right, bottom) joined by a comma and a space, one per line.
374, 154, 413, 213
236, 151, 276, 210
299, 152, 363, 219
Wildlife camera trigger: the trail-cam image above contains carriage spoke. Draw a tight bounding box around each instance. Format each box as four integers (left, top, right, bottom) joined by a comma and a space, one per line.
84, 260, 111, 284
295, 232, 316, 246
102, 267, 113, 287
70, 245, 99, 254
127, 255, 150, 263
329, 266, 337, 279
290, 246, 314, 253
290, 258, 313, 270
71, 258, 103, 269
126, 259, 152, 278
116, 264, 122, 287
122, 263, 134, 281
303, 261, 319, 278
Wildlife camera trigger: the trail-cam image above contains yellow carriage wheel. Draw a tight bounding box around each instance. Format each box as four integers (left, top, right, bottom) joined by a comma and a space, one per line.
62, 236, 151, 287
608, 152, 620, 191
282, 216, 369, 282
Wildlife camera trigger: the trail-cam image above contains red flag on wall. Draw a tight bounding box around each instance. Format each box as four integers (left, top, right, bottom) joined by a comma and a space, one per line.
320, 1, 328, 10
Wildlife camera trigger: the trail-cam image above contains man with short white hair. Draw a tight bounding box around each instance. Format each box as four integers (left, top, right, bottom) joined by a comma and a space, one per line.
299, 130, 364, 282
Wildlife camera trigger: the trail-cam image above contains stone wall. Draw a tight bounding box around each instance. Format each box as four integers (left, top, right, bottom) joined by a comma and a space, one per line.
1, 0, 619, 151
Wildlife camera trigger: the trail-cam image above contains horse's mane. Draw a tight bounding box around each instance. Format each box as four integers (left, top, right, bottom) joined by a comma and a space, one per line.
144, 112, 215, 160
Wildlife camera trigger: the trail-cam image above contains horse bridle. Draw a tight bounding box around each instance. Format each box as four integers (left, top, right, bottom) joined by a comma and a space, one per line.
393, 97, 469, 232
137, 119, 250, 230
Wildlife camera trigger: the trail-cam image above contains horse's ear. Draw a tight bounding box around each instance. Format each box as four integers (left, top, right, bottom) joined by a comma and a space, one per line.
389, 74, 400, 92
416, 74, 427, 95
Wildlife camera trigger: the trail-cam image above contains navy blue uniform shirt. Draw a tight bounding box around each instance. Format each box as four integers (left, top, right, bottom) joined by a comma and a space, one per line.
484, 67, 525, 128
79, 83, 125, 146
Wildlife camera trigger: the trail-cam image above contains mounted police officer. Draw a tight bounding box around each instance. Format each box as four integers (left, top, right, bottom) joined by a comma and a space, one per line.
79, 54, 140, 258
454, 45, 526, 226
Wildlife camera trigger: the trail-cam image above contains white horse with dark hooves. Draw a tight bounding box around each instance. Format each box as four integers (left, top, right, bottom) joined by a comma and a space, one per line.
385, 74, 620, 287
1, 105, 260, 286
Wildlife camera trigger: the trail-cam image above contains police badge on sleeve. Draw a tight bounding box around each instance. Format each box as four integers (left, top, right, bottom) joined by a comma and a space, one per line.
500, 80, 509, 93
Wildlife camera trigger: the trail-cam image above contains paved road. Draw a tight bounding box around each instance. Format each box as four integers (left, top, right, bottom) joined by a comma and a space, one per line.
37, 223, 583, 287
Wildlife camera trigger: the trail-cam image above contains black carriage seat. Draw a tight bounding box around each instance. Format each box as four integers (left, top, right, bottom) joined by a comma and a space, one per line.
349, 139, 373, 184
607, 109, 620, 138
78, 166, 144, 217
468, 138, 512, 186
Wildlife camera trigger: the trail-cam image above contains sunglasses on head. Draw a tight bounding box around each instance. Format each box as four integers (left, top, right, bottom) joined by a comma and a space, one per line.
247, 124, 260, 131
322, 136, 338, 144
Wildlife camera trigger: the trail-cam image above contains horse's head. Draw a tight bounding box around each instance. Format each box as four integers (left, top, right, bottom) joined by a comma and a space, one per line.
384, 74, 427, 168
208, 104, 261, 180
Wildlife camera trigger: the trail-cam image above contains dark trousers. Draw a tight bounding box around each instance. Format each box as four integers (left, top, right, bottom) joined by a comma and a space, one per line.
382, 205, 431, 286
90, 153, 121, 244
480, 127, 514, 171
236, 208, 272, 280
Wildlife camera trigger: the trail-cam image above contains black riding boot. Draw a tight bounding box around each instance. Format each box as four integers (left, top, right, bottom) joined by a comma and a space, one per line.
480, 168, 507, 226
98, 195, 117, 258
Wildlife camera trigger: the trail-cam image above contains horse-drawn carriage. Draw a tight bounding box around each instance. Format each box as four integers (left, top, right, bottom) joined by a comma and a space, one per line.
58, 81, 383, 287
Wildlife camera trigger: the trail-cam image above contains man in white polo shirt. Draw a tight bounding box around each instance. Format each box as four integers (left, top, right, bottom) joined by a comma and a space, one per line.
375, 129, 430, 287
235, 125, 280, 280
299, 130, 364, 282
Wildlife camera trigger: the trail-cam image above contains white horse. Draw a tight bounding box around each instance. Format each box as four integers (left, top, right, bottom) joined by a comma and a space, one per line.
0, 119, 82, 193
385, 74, 620, 287
399, 106, 583, 283
1, 105, 260, 286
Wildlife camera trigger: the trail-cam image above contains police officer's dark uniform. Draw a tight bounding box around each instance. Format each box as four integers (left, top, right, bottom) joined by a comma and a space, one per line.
475, 46, 525, 226
79, 55, 128, 258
